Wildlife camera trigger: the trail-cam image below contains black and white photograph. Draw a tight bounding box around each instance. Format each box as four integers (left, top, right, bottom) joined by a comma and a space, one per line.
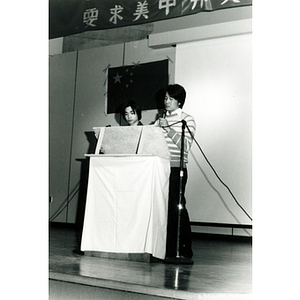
3, 1, 300, 299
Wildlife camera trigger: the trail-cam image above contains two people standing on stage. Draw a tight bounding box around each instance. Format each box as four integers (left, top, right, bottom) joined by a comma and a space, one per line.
121, 84, 195, 264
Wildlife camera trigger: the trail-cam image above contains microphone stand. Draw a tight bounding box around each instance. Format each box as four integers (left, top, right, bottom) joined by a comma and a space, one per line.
164, 119, 193, 264
176, 119, 186, 259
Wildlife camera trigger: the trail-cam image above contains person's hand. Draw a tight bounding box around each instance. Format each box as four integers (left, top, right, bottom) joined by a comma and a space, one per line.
159, 117, 170, 132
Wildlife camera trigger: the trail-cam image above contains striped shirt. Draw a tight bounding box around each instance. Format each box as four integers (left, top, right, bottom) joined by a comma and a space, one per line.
157, 108, 196, 168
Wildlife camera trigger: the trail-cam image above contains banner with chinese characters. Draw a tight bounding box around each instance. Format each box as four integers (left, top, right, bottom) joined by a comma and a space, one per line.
49, 0, 252, 39
107, 59, 168, 114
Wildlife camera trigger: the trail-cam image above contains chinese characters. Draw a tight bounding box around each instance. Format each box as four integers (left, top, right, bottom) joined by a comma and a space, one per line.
158, 0, 176, 16
83, 8, 99, 28
133, 1, 149, 21
109, 5, 124, 25
82, 0, 246, 28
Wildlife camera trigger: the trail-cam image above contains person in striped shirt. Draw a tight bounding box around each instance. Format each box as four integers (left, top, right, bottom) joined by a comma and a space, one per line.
157, 84, 196, 264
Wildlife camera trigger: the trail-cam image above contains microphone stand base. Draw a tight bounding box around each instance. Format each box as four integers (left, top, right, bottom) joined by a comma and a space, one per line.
164, 256, 194, 265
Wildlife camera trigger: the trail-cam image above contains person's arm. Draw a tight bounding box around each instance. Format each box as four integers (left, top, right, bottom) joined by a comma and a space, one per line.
166, 115, 196, 152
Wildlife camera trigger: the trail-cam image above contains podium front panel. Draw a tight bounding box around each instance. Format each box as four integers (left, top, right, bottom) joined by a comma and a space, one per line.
80, 156, 170, 259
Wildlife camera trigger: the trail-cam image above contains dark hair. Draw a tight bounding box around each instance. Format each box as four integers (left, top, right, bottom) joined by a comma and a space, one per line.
165, 84, 186, 108
121, 100, 142, 121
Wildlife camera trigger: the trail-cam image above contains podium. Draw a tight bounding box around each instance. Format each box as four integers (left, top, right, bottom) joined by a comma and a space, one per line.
80, 126, 170, 261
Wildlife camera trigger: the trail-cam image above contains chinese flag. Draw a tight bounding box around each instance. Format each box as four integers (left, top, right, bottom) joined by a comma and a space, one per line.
107, 59, 168, 114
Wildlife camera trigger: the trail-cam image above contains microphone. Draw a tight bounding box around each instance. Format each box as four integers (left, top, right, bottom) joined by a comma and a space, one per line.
162, 109, 167, 118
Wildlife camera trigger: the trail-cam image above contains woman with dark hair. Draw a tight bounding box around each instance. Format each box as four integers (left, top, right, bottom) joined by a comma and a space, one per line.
156, 84, 196, 264
121, 100, 143, 126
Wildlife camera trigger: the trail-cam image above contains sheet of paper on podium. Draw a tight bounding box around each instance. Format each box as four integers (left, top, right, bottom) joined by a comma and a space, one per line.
91, 125, 170, 159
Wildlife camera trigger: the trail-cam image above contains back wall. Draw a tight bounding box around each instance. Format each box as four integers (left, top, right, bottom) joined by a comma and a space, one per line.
49, 19, 252, 237
176, 34, 252, 229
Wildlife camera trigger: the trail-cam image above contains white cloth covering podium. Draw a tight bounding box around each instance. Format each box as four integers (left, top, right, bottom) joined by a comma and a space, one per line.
80, 125, 170, 260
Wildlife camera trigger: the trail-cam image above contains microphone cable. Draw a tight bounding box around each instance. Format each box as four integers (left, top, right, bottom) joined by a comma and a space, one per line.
163, 119, 252, 222
49, 181, 81, 222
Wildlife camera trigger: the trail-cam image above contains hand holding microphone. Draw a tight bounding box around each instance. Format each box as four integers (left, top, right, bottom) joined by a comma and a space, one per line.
159, 110, 170, 132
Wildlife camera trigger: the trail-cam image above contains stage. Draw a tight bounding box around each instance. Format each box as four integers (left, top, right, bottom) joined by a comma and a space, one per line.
49, 224, 251, 299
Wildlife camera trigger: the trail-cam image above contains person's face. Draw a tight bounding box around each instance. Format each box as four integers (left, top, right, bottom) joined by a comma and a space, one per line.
124, 106, 139, 126
164, 92, 180, 113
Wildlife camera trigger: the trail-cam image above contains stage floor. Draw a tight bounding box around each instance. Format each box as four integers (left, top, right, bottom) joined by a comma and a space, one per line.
49, 225, 252, 300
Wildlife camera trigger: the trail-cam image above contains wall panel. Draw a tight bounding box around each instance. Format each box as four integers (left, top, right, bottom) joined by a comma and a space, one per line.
175, 34, 252, 226
67, 44, 124, 223
49, 51, 77, 222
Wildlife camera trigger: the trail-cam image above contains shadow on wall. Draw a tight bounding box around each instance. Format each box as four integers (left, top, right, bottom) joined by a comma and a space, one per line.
84, 131, 98, 154
73, 131, 98, 252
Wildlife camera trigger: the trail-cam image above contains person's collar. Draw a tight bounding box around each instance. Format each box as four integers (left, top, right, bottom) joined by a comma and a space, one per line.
167, 108, 182, 117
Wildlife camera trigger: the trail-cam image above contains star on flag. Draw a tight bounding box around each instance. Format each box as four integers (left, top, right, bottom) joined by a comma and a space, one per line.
107, 59, 168, 114
113, 73, 122, 83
